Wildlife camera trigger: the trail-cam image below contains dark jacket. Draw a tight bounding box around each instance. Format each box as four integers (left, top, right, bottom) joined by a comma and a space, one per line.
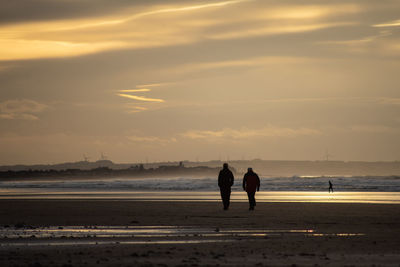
218, 168, 234, 189
242, 171, 260, 193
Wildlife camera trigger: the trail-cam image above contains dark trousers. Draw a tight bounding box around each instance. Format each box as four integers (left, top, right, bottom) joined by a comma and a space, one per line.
220, 188, 231, 209
247, 192, 256, 208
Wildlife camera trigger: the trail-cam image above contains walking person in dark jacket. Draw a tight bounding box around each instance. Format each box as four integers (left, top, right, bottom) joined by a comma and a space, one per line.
242, 168, 260, 210
218, 163, 234, 210
329, 180, 334, 193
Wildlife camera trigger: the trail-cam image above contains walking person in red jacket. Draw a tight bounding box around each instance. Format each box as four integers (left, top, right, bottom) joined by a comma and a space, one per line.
242, 168, 260, 210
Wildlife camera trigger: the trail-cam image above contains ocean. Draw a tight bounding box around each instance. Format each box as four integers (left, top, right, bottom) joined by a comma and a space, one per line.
1, 175, 400, 203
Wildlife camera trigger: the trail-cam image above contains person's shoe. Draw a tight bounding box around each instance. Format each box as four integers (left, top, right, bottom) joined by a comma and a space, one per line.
249, 207, 254, 211
224, 207, 228, 210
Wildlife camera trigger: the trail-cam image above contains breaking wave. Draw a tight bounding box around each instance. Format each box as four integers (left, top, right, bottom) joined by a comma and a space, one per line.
1, 175, 400, 192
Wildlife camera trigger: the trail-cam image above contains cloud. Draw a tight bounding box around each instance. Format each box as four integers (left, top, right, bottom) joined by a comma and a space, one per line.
0, 0, 142, 26
117, 93, 165, 103
205, 3, 360, 40
136, 83, 168, 88
0, 1, 365, 61
117, 85, 166, 113
172, 56, 311, 74
127, 106, 148, 113
208, 22, 355, 40
377, 98, 400, 105
317, 30, 392, 46
0, 1, 245, 61
51, 0, 246, 32
259, 97, 400, 106
118, 89, 151, 93
373, 19, 400, 28
315, 30, 399, 55
261, 4, 360, 20
264, 97, 400, 105
0, 39, 127, 61
126, 0, 246, 22
182, 126, 321, 142
350, 125, 400, 134
130, 125, 322, 145
0, 99, 47, 120
128, 135, 177, 145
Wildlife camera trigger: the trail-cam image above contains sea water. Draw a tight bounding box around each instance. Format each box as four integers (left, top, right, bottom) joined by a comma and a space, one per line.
1, 176, 400, 203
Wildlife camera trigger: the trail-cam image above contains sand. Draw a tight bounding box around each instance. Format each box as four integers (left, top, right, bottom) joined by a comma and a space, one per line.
1, 200, 400, 266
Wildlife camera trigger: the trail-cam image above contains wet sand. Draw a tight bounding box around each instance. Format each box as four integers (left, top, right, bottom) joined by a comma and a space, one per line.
1, 200, 400, 266
2, 190, 400, 204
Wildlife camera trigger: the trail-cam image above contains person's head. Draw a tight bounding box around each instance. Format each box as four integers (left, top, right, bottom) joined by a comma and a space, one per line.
223, 163, 228, 169
247, 167, 253, 173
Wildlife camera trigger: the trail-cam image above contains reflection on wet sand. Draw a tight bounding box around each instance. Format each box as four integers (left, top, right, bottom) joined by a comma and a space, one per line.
0, 226, 364, 247
0, 239, 235, 246
1, 190, 400, 204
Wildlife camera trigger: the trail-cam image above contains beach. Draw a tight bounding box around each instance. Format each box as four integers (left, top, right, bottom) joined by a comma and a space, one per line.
1, 200, 400, 266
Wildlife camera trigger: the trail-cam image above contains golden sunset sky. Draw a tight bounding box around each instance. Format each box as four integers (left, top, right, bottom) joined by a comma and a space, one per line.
1, 0, 400, 164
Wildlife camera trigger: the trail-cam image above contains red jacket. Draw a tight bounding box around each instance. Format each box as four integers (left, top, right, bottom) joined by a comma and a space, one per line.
242, 171, 260, 193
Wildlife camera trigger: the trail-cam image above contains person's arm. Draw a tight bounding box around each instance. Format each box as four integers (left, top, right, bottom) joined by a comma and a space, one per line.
256, 174, 260, 191
218, 171, 222, 187
230, 171, 234, 187
242, 175, 246, 191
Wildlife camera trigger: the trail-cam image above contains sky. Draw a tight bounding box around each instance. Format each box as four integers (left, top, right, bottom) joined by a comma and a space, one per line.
0, 0, 400, 164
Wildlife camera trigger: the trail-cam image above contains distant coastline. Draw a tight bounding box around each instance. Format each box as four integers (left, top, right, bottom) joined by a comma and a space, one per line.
1, 159, 400, 179
0, 162, 221, 180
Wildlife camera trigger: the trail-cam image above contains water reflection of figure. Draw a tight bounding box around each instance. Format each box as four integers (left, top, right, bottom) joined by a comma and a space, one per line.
329, 180, 334, 193
218, 163, 234, 210
242, 168, 260, 210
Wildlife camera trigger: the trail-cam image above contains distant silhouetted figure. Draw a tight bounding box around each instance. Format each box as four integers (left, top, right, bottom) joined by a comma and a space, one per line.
218, 163, 234, 210
242, 168, 260, 210
329, 180, 334, 193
